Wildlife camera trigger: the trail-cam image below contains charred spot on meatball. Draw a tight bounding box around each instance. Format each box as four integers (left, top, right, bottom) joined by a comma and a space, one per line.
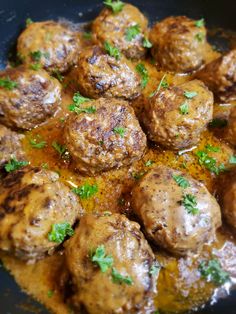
142, 79, 213, 150
0, 65, 61, 130
64, 213, 158, 314
131, 165, 222, 256
64, 97, 147, 175
0, 166, 83, 261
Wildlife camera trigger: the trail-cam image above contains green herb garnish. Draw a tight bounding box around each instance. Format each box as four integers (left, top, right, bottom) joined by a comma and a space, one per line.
229, 155, 236, 164
83, 32, 92, 40
136, 63, 149, 88
149, 74, 168, 97
182, 194, 199, 215
145, 160, 154, 167
196, 150, 225, 175
4, 158, 29, 172
52, 141, 67, 156
26, 18, 33, 26
149, 261, 161, 276
29, 137, 47, 149
91, 245, 113, 272
104, 41, 120, 60
195, 32, 205, 42
195, 18, 205, 28
179, 102, 189, 115
30, 50, 42, 62
30, 63, 41, 71
0, 77, 18, 90
199, 259, 230, 285
111, 267, 133, 285
184, 91, 198, 99
125, 24, 140, 41
143, 37, 152, 48
103, 0, 124, 13
69, 104, 96, 114
52, 69, 64, 82
48, 222, 74, 243
72, 183, 98, 199
205, 144, 220, 152
113, 126, 126, 137
47, 290, 54, 298
172, 175, 190, 189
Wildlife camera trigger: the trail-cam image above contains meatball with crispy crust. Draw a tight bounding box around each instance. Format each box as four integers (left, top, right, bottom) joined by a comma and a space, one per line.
226, 106, 236, 146
131, 165, 222, 256
64, 97, 146, 175
150, 16, 208, 72
196, 49, 236, 101
142, 79, 213, 150
71, 46, 141, 100
17, 20, 80, 73
0, 65, 61, 130
0, 125, 26, 168
92, 3, 148, 59
65, 214, 158, 314
0, 167, 83, 261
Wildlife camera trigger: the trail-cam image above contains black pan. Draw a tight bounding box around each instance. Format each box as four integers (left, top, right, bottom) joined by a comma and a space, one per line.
0, 0, 235, 313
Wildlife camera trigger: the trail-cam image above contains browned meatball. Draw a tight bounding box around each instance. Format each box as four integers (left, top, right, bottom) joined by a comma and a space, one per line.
226, 106, 236, 146
0, 66, 61, 130
71, 46, 141, 100
92, 3, 148, 59
131, 166, 222, 256
142, 79, 213, 150
150, 16, 208, 72
0, 167, 83, 261
65, 214, 158, 314
64, 98, 146, 175
17, 21, 80, 73
0, 125, 26, 168
196, 49, 236, 101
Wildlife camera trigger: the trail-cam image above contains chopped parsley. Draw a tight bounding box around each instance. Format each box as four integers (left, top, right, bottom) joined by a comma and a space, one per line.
52, 141, 67, 156
205, 144, 220, 152
143, 37, 152, 48
195, 32, 205, 42
113, 126, 126, 137
83, 32, 92, 40
229, 155, 236, 164
125, 24, 140, 41
68, 92, 95, 114
30, 63, 41, 71
179, 102, 189, 115
195, 18, 205, 28
72, 183, 98, 199
182, 194, 199, 215
172, 175, 190, 189
111, 267, 133, 285
0, 77, 18, 90
103, 0, 124, 13
208, 118, 228, 128
4, 158, 29, 172
29, 136, 47, 149
26, 17, 33, 26
30, 50, 42, 62
196, 150, 225, 175
104, 41, 120, 60
132, 171, 145, 180
149, 74, 168, 97
47, 290, 54, 298
199, 259, 230, 285
136, 63, 149, 88
149, 261, 161, 276
184, 91, 198, 99
145, 160, 154, 167
91, 245, 113, 272
41, 162, 49, 169
48, 222, 74, 243
52, 69, 64, 82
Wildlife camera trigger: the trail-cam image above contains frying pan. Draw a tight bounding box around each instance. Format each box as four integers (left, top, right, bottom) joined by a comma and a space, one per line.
0, 0, 235, 313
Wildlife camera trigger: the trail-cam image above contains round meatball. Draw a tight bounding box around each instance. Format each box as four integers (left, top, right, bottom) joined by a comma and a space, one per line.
142, 79, 213, 150
0, 65, 61, 130
226, 106, 236, 146
150, 16, 208, 72
17, 20, 80, 73
92, 3, 148, 59
196, 49, 236, 102
71, 46, 141, 100
65, 214, 158, 314
0, 125, 26, 168
0, 167, 83, 261
64, 98, 147, 175
131, 165, 222, 256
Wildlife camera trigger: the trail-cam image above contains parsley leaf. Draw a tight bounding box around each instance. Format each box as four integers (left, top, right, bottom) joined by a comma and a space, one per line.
145, 160, 154, 167
29, 137, 47, 149
149, 74, 169, 97
73, 92, 91, 105
132, 171, 145, 180
195, 18, 205, 28
199, 259, 230, 285
179, 102, 189, 115
52, 141, 67, 156
172, 175, 190, 189
47, 290, 54, 298
30, 63, 41, 71
104, 41, 120, 60
113, 126, 126, 137
184, 91, 198, 99
195, 32, 205, 42
69, 104, 96, 114
52, 69, 64, 82
83, 32, 92, 40
30, 50, 42, 62
4, 158, 29, 172
72, 183, 98, 199
182, 194, 199, 215
229, 155, 236, 164
111, 267, 133, 285
149, 261, 161, 276
143, 37, 152, 48
208, 118, 228, 128
48, 222, 74, 243
205, 144, 220, 152
196, 150, 225, 175
136, 63, 149, 88
0, 77, 18, 90
125, 24, 140, 41
103, 0, 124, 13
91, 245, 113, 272
26, 18, 33, 27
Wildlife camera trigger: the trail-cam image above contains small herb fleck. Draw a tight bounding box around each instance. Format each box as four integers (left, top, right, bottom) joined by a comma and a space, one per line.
205, 144, 220, 152
149, 74, 169, 97
195, 18, 205, 28
199, 259, 230, 285
113, 126, 126, 138
136, 63, 149, 88
196, 150, 225, 175
125, 24, 140, 41
182, 194, 199, 215
83, 32, 92, 40
30, 63, 41, 71
104, 41, 120, 60
149, 261, 161, 276
72, 183, 98, 199
29, 137, 47, 149
229, 155, 236, 164
195, 32, 205, 42
91, 245, 113, 272
30, 50, 42, 62
172, 175, 190, 189
26, 18, 33, 26
47, 290, 54, 298
52, 69, 64, 82
145, 160, 154, 167
179, 102, 189, 115
143, 37, 152, 48
0, 77, 18, 90
103, 0, 124, 13
48, 222, 74, 243
184, 91, 198, 99
52, 141, 67, 156
4, 158, 29, 172
111, 267, 133, 285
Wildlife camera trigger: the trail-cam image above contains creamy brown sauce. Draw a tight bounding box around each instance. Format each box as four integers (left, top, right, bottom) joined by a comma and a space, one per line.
1, 26, 236, 314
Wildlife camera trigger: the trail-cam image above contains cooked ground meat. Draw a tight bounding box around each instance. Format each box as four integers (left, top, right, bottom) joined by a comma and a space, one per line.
65, 213, 158, 314
0, 65, 61, 130
131, 165, 222, 256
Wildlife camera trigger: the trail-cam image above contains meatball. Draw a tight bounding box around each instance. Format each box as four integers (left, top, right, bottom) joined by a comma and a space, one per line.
196, 49, 236, 102
0, 65, 61, 130
65, 214, 158, 314
92, 3, 148, 59
142, 79, 213, 150
131, 165, 222, 256
221, 170, 236, 231
0, 125, 26, 168
226, 106, 236, 146
71, 46, 141, 100
17, 20, 80, 73
0, 167, 83, 260
64, 97, 146, 175
150, 16, 208, 72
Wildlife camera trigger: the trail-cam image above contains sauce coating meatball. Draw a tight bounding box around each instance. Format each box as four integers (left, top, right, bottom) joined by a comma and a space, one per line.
0, 66, 61, 130
0, 167, 83, 261
71, 46, 141, 100
64, 98, 147, 175
131, 165, 222, 256
150, 16, 208, 72
226, 105, 236, 146
142, 79, 213, 150
0, 125, 25, 168
65, 214, 158, 314
196, 49, 236, 101
92, 3, 148, 59
17, 21, 80, 73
